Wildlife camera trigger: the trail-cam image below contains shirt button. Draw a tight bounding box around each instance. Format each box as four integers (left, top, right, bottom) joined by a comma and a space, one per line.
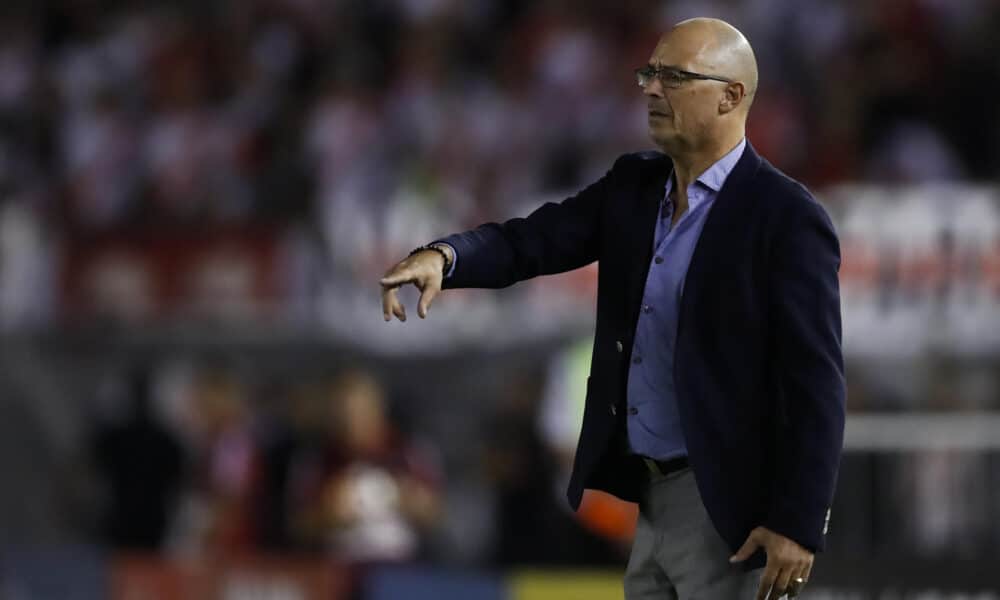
654, 256, 664, 264
628, 407, 638, 415
616, 340, 623, 353
609, 404, 617, 416
632, 356, 642, 365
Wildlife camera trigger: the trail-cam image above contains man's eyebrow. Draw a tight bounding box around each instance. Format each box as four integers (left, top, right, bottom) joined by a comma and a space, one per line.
646, 63, 682, 71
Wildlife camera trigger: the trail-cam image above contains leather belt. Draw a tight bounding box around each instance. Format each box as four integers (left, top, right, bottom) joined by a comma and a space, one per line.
640, 455, 689, 477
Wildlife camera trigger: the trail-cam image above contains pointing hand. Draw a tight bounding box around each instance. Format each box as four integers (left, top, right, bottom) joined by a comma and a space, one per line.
380, 247, 450, 321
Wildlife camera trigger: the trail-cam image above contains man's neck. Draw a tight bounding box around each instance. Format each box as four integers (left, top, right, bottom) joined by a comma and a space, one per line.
669, 132, 745, 192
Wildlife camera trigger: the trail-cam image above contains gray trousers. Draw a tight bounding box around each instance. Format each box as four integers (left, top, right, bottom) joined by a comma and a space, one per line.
624, 466, 763, 599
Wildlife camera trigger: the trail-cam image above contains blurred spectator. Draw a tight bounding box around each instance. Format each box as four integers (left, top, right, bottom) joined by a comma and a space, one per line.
252, 380, 312, 551
91, 367, 184, 550
289, 368, 442, 562
484, 370, 620, 566
0, 201, 53, 329
182, 367, 265, 554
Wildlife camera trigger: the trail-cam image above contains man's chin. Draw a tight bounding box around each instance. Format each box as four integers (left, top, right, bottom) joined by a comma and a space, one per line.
649, 129, 678, 151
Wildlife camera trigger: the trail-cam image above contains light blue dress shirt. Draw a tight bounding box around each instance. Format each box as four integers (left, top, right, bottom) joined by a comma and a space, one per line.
440, 139, 746, 461
627, 138, 746, 460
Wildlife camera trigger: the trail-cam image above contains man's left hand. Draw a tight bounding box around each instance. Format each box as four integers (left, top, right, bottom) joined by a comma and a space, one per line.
729, 526, 813, 599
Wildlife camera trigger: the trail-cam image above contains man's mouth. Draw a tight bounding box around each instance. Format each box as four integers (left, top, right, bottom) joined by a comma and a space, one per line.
648, 110, 671, 118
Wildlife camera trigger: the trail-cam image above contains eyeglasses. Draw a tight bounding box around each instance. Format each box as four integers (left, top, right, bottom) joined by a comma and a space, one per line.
635, 65, 734, 89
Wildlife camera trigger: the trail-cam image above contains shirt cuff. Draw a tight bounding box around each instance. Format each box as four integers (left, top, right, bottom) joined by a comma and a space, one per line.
435, 242, 457, 279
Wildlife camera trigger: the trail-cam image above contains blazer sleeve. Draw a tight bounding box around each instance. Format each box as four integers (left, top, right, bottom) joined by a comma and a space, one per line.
762, 195, 847, 553
431, 158, 621, 290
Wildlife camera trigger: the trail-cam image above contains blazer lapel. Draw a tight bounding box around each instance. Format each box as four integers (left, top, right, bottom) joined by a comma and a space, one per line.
678, 142, 763, 317
623, 155, 671, 328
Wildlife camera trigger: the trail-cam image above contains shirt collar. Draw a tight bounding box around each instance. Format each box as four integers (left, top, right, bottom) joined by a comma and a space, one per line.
664, 137, 747, 197
696, 137, 747, 192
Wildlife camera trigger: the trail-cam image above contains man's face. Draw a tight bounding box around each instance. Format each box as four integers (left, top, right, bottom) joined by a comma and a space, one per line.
643, 32, 729, 153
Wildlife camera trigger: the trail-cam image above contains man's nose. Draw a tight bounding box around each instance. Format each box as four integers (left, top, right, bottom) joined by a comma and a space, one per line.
642, 78, 665, 98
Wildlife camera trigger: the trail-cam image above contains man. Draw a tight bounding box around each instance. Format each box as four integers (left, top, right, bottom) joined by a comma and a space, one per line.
380, 18, 845, 600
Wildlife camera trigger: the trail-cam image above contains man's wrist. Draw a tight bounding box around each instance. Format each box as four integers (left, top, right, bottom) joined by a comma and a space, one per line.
428, 243, 454, 270
409, 244, 453, 276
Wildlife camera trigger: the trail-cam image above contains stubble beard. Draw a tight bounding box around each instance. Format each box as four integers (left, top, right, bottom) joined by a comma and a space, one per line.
650, 125, 686, 157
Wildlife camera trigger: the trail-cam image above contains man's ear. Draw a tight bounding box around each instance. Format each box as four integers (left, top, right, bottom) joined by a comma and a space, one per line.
718, 82, 745, 115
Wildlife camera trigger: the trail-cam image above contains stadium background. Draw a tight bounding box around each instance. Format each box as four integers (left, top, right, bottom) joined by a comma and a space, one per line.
0, 0, 999, 598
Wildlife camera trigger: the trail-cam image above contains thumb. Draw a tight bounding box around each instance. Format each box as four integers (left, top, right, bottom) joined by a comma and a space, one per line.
729, 532, 761, 563
417, 280, 441, 319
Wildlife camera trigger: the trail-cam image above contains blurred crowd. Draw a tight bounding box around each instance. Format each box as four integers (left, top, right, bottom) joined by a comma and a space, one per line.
1, 0, 1000, 327
77, 354, 1000, 569
4, 0, 998, 225
90, 365, 445, 562
83, 359, 628, 568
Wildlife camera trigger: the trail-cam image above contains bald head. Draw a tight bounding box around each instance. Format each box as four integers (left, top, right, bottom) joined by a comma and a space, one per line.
659, 18, 758, 109
642, 18, 757, 163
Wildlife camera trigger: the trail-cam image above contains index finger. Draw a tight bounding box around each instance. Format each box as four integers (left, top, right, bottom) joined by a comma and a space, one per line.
380, 268, 416, 288
381, 285, 406, 322
382, 285, 395, 321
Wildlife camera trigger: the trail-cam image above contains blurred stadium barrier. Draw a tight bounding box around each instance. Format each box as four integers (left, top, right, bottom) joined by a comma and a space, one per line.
508, 570, 624, 600
2, 552, 998, 599
364, 565, 505, 600
2, 184, 996, 354
110, 555, 349, 600
0, 545, 105, 600
845, 414, 1000, 450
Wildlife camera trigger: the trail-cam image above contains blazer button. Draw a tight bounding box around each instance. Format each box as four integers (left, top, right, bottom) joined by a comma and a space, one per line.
609, 404, 617, 416
615, 340, 623, 353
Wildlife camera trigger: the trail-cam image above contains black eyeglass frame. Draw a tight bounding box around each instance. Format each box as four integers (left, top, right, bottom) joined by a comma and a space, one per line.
635, 65, 734, 89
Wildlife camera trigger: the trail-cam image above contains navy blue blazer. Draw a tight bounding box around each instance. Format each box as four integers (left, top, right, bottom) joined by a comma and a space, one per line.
435, 143, 846, 569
